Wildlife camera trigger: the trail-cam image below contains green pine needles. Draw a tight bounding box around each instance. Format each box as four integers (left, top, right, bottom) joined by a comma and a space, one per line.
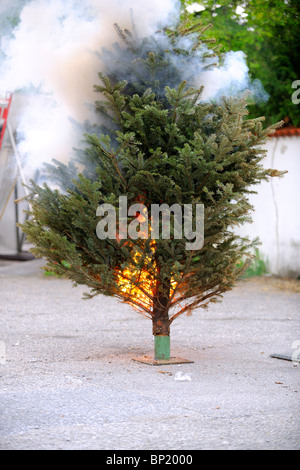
21, 20, 284, 349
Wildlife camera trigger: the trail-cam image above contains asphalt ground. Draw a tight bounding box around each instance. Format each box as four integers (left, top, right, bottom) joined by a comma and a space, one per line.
0, 258, 299, 450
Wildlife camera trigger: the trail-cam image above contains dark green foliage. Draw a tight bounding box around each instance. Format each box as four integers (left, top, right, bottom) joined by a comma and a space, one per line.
21, 20, 284, 333
183, 0, 300, 126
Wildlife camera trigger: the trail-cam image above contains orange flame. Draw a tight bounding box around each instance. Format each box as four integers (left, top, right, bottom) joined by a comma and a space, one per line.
116, 243, 178, 312
115, 202, 178, 312
116, 241, 156, 310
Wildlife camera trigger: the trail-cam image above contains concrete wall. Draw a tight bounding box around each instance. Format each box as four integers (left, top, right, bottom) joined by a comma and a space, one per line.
236, 135, 300, 278
0, 141, 28, 255
0, 175, 28, 255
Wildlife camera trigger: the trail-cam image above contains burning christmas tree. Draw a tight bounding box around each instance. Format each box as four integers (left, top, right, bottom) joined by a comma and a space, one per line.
21, 19, 284, 363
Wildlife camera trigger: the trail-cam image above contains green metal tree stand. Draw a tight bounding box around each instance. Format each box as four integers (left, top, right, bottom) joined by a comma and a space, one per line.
132, 335, 194, 366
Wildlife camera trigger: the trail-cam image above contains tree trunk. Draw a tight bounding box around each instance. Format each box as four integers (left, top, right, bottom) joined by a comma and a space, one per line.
152, 278, 171, 360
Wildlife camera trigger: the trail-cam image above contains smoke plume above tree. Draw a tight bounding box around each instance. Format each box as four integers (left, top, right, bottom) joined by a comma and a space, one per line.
0, 0, 268, 178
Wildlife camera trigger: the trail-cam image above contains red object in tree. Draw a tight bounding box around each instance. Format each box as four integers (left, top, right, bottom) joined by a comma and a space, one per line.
0, 93, 12, 152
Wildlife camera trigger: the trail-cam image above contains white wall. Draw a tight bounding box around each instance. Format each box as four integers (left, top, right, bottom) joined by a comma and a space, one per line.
236, 136, 300, 278
0, 177, 28, 255
0, 141, 29, 255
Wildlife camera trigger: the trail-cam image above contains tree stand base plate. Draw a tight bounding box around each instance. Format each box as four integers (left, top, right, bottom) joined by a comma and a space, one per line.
132, 355, 194, 366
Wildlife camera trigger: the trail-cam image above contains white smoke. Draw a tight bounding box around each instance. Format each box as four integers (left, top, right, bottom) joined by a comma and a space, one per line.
0, 0, 179, 177
0, 0, 268, 180
199, 50, 269, 102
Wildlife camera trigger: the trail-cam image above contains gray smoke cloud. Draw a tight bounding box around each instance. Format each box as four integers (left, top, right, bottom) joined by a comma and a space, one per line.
0, 0, 268, 180
0, 0, 179, 177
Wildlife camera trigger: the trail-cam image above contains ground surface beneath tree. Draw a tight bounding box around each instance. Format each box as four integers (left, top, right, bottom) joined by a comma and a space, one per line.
0, 259, 299, 450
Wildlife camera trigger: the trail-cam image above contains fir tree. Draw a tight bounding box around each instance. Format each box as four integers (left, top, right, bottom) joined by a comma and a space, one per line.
21, 20, 284, 361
